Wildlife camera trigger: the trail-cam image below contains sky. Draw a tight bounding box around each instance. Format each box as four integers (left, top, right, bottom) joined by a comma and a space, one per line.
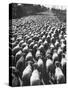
17, 3, 66, 10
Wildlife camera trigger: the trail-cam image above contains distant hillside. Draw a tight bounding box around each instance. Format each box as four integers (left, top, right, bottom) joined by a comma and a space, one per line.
9, 3, 49, 19
51, 8, 66, 22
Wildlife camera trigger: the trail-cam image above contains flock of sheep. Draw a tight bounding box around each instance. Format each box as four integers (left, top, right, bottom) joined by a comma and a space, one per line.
9, 14, 66, 86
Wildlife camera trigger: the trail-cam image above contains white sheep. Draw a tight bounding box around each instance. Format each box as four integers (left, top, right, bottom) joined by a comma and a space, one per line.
15, 50, 22, 62
52, 51, 58, 63
25, 52, 33, 61
30, 69, 40, 85
22, 61, 32, 85
55, 67, 65, 84
12, 44, 21, 56
46, 59, 53, 74
35, 50, 41, 59
19, 40, 24, 47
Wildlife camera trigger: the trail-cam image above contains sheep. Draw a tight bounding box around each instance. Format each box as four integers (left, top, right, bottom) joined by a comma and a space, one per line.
9, 55, 16, 66
54, 67, 65, 84
22, 61, 33, 86
38, 44, 44, 51
57, 47, 63, 62
12, 74, 21, 87
37, 58, 44, 75
11, 41, 18, 49
33, 44, 38, 57
45, 58, 55, 77
59, 34, 62, 39
47, 35, 50, 43
46, 48, 51, 59
55, 40, 59, 47
19, 40, 24, 47
10, 37, 15, 43
9, 66, 21, 87
43, 40, 47, 45
32, 35, 39, 41
22, 45, 29, 54
9, 66, 18, 76
33, 43, 38, 48
61, 42, 65, 49
35, 49, 41, 60
60, 38, 65, 43
25, 35, 30, 42
15, 50, 22, 63
57, 47, 62, 55
29, 41, 34, 49
25, 52, 33, 62
27, 38, 32, 44
16, 56, 25, 78
30, 63, 41, 85
52, 50, 58, 63
38, 39, 42, 45
61, 55, 66, 81
16, 35, 22, 42
31, 33, 34, 37
50, 43, 54, 52
38, 44, 45, 56
61, 57, 66, 68
51, 37, 55, 44
12, 44, 22, 56
21, 42, 27, 49
42, 35, 46, 42
43, 40, 48, 50
61, 42, 66, 53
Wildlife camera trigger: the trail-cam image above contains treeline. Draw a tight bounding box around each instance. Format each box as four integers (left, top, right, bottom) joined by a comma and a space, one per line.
9, 3, 49, 19
51, 8, 66, 22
